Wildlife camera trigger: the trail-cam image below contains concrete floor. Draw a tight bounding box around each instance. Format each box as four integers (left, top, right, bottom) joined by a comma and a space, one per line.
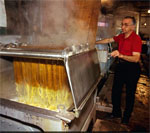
93, 54, 149, 132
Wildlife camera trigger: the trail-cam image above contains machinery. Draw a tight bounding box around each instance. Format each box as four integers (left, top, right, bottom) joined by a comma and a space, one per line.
0, 0, 102, 131
0, 43, 101, 131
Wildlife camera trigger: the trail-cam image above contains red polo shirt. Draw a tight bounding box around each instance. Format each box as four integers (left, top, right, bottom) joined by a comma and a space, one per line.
113, 31, 142, 56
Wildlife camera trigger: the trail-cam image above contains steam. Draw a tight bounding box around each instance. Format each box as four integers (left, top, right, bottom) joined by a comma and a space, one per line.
21, 0, 101, 47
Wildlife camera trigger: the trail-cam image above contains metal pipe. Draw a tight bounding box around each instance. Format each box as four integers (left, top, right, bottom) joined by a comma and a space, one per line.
0, 50, 64, 60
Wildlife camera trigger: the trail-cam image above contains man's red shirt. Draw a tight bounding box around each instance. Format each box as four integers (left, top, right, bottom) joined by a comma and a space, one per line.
113, 31, 142, 56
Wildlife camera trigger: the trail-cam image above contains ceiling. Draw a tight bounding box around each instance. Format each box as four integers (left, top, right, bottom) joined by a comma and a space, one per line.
101, 0, 150, 16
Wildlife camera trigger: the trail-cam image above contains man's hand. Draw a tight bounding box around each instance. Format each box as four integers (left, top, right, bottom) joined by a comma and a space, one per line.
111, 50, 120, 57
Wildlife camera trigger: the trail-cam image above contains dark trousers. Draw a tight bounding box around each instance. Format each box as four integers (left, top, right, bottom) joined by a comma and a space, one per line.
112, 60, 140, 119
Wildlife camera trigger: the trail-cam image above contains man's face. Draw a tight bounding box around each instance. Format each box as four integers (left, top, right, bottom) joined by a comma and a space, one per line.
121, 18, 135, 34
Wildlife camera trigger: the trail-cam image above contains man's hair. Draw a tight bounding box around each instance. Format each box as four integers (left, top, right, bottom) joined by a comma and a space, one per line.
124, 16, 136, 25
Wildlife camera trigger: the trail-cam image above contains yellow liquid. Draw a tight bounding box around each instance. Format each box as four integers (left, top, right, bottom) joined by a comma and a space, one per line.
13, 58, 73, 111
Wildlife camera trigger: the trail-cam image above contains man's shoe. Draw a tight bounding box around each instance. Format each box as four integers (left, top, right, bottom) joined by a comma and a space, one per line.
121, 117, 129, 125
106, 113, 121, 119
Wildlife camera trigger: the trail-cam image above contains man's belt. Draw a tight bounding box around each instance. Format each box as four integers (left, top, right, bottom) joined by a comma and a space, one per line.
117, 58, 139, 64
118, 58, 127, 63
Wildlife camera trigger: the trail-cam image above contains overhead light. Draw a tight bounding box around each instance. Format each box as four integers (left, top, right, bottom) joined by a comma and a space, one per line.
148, 9, 150, 13
144, 23, 147, 26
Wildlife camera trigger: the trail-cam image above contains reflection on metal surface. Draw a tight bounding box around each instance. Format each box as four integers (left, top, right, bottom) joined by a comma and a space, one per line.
0, 98, 68, 131
0, 43, 90, 59
0, 115, 41, 132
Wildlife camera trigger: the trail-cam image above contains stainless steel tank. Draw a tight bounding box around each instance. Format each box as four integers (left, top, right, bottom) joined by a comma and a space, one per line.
0, 44, 101, 131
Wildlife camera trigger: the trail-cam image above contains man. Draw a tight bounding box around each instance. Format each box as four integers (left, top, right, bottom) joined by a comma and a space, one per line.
96, 16, 142, 124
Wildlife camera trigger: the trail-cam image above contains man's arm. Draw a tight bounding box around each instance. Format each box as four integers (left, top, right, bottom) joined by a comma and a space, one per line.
119, 52, 141, 63
111, 50, 141, 63
95, 38, 115, 44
